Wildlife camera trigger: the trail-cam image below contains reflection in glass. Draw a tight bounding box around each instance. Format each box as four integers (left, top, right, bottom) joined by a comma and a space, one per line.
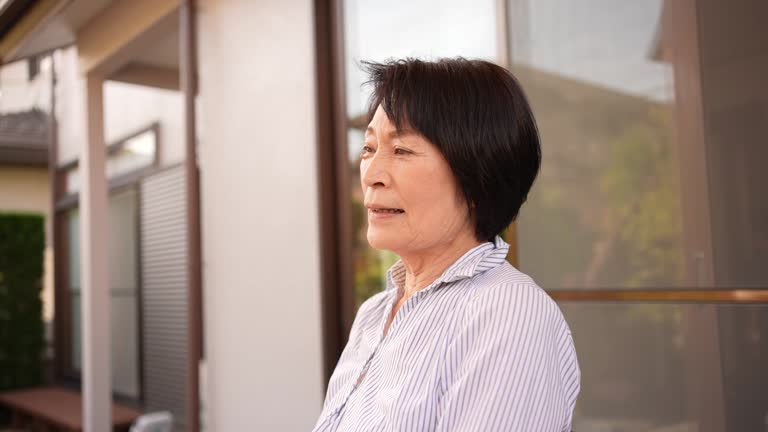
561, 302, 768, 432
510, 0, 684, 290
106, 129, 156, 179
67, 208, 81, 370
66, 189, 140, 398
65, 128, 157, 195
343, 0, 499, 306
511, 0, 768, 290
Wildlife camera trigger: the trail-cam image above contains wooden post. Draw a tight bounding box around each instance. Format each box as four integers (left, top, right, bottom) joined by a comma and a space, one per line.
79, 73, 112, 432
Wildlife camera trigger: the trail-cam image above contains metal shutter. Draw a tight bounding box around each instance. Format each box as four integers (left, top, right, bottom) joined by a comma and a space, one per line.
140, 166, 188, 431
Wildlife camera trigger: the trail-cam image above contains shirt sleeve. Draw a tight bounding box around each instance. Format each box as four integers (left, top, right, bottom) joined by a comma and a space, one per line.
435, 283, 580, 432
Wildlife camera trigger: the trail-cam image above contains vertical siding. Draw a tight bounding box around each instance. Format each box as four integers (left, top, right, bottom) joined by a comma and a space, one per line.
140, 166, 188, 430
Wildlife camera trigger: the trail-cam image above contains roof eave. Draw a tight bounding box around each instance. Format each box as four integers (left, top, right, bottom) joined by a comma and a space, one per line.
0, 0, 69, 64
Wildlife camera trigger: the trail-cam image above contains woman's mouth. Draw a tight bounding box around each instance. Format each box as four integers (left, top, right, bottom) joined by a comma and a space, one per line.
370, 208, 405, 214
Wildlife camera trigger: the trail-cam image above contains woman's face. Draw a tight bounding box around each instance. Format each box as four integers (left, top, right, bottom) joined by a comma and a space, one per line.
361, 105, 475, 254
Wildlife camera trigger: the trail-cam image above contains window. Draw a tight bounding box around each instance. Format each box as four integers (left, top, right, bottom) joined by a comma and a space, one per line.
64, 126, 158, 195
56, 124, 158, 400
323, 0, 768, 429
66, 188, 141, 399
342, 0, 500, 308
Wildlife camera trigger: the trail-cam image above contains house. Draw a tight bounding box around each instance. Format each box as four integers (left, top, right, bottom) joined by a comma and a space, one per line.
0, 57, 55, 371
0, 0, 766, 431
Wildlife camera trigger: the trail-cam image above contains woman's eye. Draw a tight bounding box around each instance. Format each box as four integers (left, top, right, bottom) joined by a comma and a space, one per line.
361, 145, 374, 156
394, 148, 411, 155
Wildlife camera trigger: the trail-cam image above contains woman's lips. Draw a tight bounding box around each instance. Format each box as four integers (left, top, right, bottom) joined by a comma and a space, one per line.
368, 208, 405, 220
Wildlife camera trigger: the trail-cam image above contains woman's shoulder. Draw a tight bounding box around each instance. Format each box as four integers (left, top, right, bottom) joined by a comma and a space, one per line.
467, 261, 568, 328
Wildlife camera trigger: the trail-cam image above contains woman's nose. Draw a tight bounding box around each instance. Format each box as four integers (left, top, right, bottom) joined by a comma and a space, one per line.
362, 153, 389, 188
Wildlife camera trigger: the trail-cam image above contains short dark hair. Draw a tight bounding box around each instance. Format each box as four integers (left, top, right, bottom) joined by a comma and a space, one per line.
362, 57, 541, 242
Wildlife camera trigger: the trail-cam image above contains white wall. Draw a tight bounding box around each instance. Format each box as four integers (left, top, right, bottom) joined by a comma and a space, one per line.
197, 0, 325, 430
0, 57, 52, 114
54, 48, 85, 165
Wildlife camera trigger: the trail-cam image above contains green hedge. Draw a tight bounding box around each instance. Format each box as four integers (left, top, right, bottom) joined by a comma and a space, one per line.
0, 213, 45, 393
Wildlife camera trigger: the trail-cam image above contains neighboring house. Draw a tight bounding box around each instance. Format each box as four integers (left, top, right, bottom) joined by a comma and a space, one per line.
0, 58, 55, 371
0, 109, 52, 333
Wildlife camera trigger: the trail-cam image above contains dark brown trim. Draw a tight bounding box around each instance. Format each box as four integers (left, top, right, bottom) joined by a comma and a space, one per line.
57, 208, 75, 383
180, 1, 202, 431
313, 0, 347, 383
549, 289, 768, 303
134, 184, 146, 405
48, 49, 64, 383
52, 211, 69, 381
330, 0, 357, 354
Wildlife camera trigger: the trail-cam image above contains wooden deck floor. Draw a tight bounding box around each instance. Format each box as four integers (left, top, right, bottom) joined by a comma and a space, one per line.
0, 387, 141, 432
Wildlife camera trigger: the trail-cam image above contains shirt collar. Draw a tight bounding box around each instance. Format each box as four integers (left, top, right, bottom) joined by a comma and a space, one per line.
384, 235, 510, 295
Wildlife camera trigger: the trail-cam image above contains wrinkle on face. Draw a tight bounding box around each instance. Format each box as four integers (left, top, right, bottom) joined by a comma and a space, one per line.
361, 105, 480, 295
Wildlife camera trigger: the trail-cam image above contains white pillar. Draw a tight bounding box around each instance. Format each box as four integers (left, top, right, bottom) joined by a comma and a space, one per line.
79, 73, 112, 432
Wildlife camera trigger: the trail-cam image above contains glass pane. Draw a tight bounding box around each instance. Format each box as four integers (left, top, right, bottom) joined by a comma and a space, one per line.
107, 188, 140, 398
108, 189, 138, 294
64, 129, 157, 195
344, 0, 498, 119
71, 292, 81, 370
67, 208, 81, 370
560, 302, 768, 432
106, 129, 157, 179
66, 189, 140, 398
511, 0, 768, 289
65, 168, 80, 195
111, 295, 139, 398
67, 208, 80, 291
343, 0, 500, 307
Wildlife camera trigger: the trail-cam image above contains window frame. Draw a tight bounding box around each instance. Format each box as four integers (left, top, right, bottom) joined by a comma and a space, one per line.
52, 122, 162, 405
313, 0, 768, 385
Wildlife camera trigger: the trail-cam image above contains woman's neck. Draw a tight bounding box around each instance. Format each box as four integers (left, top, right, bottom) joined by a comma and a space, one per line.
398, 231, 484, 298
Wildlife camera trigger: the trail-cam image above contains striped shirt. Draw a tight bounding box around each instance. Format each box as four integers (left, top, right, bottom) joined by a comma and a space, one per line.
312, 237, 580, 432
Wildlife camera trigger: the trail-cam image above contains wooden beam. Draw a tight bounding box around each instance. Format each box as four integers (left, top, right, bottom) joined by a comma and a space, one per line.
549, 289, 768, 303
110, 62, 180, 91
76, 0, 178, 75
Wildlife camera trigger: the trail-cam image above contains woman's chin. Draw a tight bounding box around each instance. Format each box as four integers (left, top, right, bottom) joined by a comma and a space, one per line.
366, 230, 399, 251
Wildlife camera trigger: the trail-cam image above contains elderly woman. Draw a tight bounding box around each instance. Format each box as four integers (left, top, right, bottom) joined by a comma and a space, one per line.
313, 58, 580, 432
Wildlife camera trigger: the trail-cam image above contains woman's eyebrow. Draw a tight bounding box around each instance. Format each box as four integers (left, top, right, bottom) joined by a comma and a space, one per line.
365, 126, 413, 141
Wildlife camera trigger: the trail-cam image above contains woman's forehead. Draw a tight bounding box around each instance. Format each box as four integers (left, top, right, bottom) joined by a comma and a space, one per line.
366, 106, 417, 140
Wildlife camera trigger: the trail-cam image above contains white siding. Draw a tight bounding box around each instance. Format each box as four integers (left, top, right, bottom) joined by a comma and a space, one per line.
197, 0, 325, 430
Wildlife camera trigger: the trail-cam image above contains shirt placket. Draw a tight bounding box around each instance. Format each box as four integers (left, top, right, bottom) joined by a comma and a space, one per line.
339, 287, 436, 420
